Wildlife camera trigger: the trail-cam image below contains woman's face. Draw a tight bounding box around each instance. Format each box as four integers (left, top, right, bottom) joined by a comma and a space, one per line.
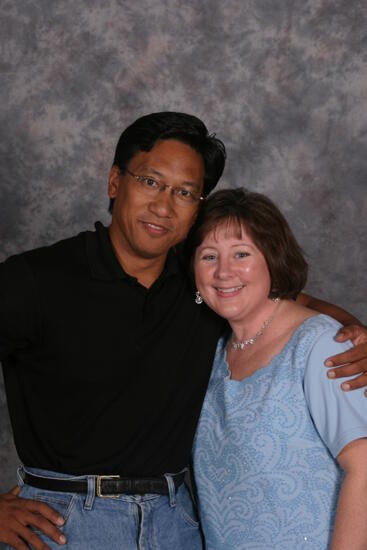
194, 221, 272, 324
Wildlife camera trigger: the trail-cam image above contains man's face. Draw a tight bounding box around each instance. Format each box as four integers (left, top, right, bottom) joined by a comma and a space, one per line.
108, 139, 205, 263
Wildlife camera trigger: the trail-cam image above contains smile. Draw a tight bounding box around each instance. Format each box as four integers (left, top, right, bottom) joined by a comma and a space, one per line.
215, 285, 245, 295
141, 221, 170, 236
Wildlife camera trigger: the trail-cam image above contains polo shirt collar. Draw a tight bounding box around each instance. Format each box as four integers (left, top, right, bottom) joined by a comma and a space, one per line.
86, 222, 181, 281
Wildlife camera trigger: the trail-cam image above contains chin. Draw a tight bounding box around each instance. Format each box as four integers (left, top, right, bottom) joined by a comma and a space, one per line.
134, 239, 171, 258
209, 306, 236, 321
140, 249, 169, 260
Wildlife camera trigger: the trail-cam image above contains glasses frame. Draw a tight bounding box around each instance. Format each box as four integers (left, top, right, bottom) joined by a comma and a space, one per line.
124, 169, 204, 206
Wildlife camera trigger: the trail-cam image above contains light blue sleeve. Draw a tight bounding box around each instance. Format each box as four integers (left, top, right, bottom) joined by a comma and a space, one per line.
304, 326, 367, 458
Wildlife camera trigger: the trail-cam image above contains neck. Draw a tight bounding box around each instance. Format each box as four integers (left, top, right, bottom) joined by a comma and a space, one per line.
230, 299, 281, 343
108, 225, 167, 288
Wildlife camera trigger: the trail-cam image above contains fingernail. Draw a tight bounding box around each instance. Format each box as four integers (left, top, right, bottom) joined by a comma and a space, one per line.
341, 382, 350, 391
327, 370, 336, 378
56, 517, 65, 526
59, 535, 67, 544
325, 360, 333, 367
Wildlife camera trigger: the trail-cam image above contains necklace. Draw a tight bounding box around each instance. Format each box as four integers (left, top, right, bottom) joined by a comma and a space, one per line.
231, 298, 281, 350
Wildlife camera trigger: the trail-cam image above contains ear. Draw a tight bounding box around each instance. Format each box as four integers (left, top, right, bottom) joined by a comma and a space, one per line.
108, 165, 121, 199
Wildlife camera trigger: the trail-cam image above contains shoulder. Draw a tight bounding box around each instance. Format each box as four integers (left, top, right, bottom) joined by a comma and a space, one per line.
292, 314, 347, 353
285, 314, 351, 383
276, 301, 343, 350
301, 316, 351, 397
1, 230, 92, 276
306, 314, 350, 355
0, 230, 96, 298
274, 313, 350, 378
24, 231, 89, 268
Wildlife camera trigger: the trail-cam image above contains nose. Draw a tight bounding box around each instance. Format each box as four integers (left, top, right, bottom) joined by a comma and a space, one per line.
148, 188, 175, 217
214, 257, 232, 280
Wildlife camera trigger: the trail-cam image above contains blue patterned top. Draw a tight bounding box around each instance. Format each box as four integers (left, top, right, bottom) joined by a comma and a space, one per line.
193, 315, 367, 550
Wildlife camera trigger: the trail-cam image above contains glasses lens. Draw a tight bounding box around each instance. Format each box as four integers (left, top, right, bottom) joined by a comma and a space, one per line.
174, 192, 197, 206
131, 172, 200, 207
139, 177, 160, 193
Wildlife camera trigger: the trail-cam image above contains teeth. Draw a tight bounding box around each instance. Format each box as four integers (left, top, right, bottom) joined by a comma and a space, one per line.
217, 286, 244, 293
147, 223, 165, 231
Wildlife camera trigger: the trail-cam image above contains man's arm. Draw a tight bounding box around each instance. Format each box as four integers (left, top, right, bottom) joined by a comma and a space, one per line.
297, 292, 367, 392
296, 292, 362, 327
0, 487, 66, 550
0, 256, 65, 548
331, 438, 367, 549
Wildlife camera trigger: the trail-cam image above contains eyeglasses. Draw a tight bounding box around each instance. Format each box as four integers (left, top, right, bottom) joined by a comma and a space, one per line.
124, 169, 204, 207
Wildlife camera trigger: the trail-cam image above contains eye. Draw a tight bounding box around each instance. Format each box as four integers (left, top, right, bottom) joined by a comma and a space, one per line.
202, 254, 217, 261
235, 251, 250, 259
141, 176, 159, 189
177, 187, 195, 200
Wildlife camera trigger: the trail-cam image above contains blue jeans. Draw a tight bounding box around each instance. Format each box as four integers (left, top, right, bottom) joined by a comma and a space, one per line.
9, 466, 204, 550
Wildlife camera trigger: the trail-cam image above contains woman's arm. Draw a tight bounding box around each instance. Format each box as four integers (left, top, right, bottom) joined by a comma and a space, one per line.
331, 438, 367, 549
304, 324, 367, 548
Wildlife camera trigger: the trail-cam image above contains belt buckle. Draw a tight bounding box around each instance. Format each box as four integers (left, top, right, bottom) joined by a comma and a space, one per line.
96, 475, 120, 498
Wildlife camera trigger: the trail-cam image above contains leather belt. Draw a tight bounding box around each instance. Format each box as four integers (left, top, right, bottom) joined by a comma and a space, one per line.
22, 471, 186, 497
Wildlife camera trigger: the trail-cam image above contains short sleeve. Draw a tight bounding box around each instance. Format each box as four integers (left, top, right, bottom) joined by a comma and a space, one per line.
0, 254, 41, 360
304, 326, 367, 458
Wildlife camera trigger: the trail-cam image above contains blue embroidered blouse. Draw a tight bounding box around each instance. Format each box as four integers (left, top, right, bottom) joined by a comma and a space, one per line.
193, 315, 367, 549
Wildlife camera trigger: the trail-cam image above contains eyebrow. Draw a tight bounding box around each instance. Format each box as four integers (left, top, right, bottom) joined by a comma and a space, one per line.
199, 242, 255, 250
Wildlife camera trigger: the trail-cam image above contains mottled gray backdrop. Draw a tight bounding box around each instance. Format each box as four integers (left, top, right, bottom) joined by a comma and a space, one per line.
0, 0, 366, 491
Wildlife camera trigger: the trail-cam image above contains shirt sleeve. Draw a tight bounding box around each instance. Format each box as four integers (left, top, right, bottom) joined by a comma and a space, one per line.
304, 326, 367, 458
0, 254, 41, 360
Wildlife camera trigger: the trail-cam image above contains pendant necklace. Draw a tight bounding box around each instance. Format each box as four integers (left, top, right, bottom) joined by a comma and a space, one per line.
231, 298, 281, 351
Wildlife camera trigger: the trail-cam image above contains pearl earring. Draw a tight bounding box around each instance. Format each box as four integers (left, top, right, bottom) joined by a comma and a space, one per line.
195, 291, 203, 305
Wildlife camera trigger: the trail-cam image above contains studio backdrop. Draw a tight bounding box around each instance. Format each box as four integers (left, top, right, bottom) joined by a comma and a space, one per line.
0, 0, 366, 491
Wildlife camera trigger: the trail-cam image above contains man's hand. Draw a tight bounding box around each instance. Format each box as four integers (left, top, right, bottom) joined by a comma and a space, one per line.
0, 487, 66, 550
325, 324, 367, 393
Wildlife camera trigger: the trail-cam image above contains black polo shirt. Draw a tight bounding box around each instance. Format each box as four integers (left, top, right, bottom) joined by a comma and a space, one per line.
0, 223, 224, 476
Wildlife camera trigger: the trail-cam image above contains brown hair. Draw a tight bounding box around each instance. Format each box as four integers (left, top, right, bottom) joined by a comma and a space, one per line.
187, 188, 308, 299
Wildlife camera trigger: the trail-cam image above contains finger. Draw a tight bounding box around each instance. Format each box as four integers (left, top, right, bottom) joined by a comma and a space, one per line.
335, 325, 361, 341
25, 499, 65, 526
325, 346, 366, 367
337, 373, 367, 393
3, 533, 30, 550
10, 486, 21, 496
24, 513, 67, 545
327, 362, 364, 379
21, 527, 66, 550
12, 522, 56, 550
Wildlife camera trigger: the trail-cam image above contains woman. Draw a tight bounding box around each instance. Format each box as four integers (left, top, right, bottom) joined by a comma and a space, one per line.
190, 189, 367, 549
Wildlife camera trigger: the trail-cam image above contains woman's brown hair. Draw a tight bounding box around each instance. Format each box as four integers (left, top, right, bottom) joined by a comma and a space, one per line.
186, 188, 308, 299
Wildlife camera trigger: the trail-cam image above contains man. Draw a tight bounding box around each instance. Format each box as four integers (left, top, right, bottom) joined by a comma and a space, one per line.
0, 112, 366, 550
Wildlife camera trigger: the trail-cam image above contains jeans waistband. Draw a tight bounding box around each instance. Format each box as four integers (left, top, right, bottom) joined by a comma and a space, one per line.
19, 465, 187, 499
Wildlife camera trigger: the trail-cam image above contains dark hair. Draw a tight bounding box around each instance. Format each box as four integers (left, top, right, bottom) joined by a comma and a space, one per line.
186, 188, 308, 299
109, 111, 226, 213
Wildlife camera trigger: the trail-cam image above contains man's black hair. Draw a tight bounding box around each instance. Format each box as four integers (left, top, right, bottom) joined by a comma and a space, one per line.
109, 111, 226, 213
